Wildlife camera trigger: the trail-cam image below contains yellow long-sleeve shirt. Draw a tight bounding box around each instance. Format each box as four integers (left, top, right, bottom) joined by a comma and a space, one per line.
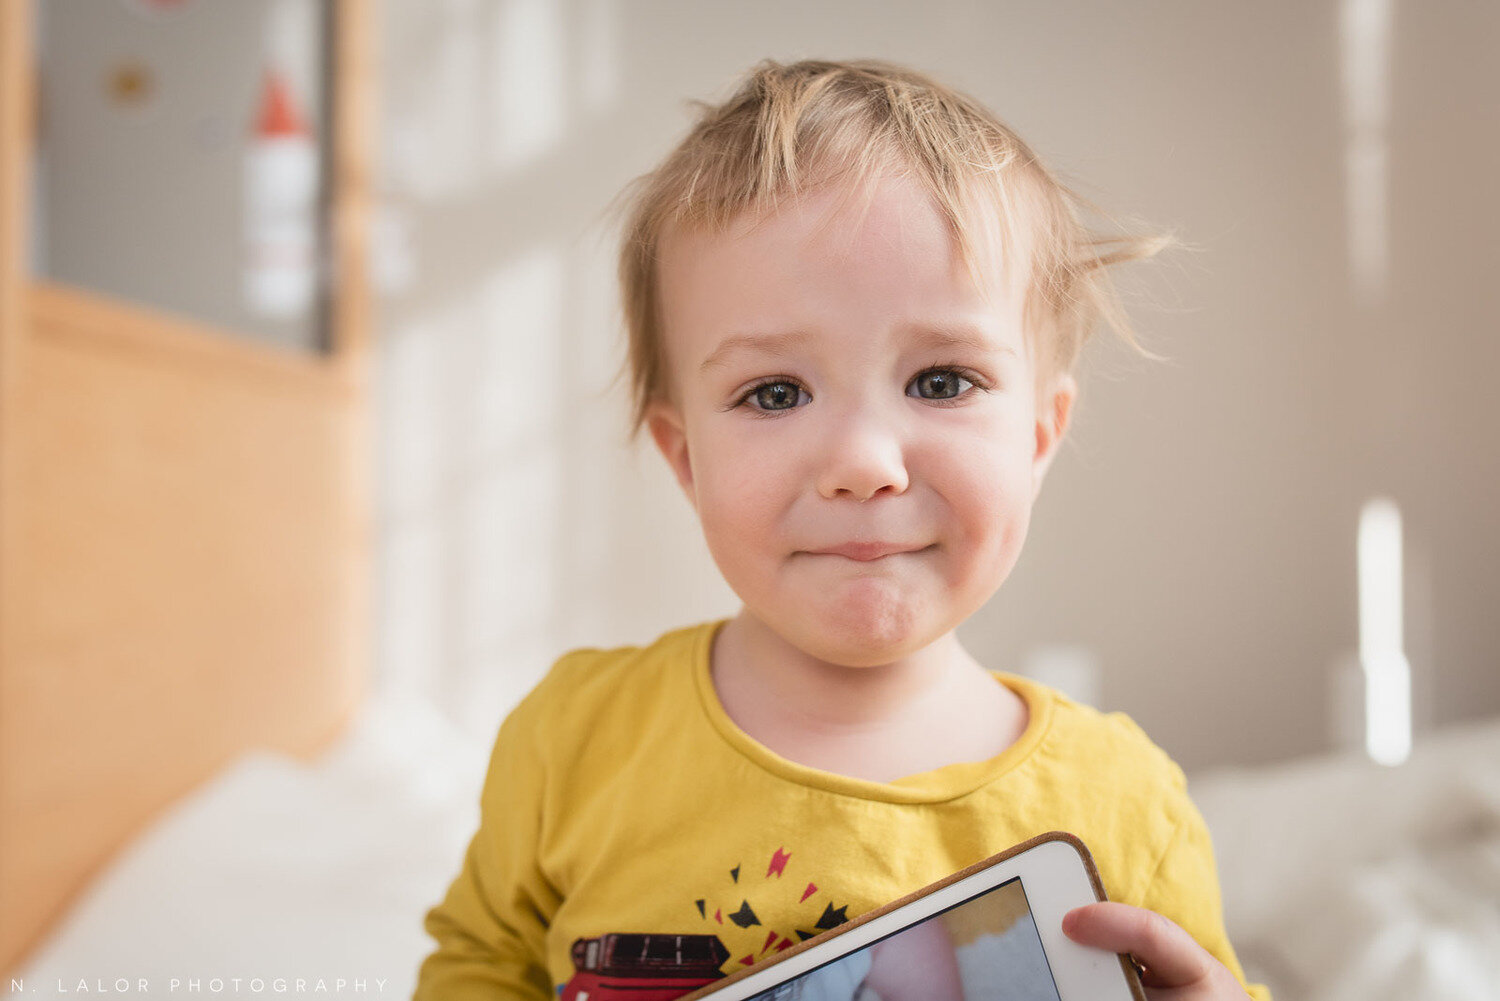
415, 619, 1270, 1000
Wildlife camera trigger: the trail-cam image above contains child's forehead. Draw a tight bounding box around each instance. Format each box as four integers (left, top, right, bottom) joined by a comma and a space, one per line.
658, 191, 1029, 350
669, 173, 974, 245
659, 173, 1030, 305
659, 228, 1033, 384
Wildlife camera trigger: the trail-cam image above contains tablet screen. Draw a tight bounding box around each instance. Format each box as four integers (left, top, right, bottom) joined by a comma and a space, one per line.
744, 876, 1060, 1001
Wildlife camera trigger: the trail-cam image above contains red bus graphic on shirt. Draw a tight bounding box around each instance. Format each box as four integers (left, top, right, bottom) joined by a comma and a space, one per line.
560, 932, 730, 1000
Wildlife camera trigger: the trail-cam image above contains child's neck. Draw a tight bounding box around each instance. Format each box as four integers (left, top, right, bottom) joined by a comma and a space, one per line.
709, 610, 1028, 783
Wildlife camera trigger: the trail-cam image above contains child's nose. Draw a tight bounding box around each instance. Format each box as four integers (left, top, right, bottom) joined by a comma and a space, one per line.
814, 408, 910, 502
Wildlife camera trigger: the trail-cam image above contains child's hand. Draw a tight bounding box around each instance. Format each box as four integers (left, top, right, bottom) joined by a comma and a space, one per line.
1062, 902, 1250, 1000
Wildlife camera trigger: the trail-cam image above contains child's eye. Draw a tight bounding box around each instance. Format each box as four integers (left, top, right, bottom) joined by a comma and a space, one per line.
907, 367, 976, 401
736, 379, 810, 413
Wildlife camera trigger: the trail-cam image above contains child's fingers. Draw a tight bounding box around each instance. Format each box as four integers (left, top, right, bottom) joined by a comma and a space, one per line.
1061, 902, 1216, 989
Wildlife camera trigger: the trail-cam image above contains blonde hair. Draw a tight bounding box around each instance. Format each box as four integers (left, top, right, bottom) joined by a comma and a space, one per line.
606, 57, 1176, 439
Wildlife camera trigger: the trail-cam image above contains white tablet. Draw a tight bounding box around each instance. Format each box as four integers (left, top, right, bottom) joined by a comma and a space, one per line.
678, 831, 1145, 1001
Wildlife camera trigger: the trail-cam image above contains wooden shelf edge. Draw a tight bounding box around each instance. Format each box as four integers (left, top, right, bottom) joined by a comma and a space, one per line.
25, 281, 367, 397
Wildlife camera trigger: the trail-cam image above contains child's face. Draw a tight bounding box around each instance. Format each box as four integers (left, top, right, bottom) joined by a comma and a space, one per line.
646, 173, 1075, 666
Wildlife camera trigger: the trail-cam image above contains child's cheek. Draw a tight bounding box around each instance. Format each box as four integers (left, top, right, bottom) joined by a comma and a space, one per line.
947, 442, 1033, 567
695, 450, 786, 559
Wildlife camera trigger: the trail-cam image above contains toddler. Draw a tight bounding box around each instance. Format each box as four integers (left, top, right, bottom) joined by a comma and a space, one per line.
415, 58, 1270, 1001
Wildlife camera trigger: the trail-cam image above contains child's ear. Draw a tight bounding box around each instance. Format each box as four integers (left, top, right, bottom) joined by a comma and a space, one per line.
645, 399, 697, 510
1032, 371, 1077, 499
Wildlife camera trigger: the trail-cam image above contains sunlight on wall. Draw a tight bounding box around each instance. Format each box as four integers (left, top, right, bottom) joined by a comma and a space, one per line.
376, 0, 630, 734
382, 516, 443, 699
1359, 498, 1411, 766
577, 0, 620, 115
471, 249, 567, 460
453, 440, 563, 732
399, 0, 485, 199
381, 302, 460, 704
1339, 0, 1410, 767
378, 247, 569, 736
383, 301, 458, 520
488, 0, 567, 172
1340, 0, 1393, 306
386, 0, 616, 200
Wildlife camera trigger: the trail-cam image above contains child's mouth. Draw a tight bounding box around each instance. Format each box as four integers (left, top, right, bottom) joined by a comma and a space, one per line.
805, 542, 934, 562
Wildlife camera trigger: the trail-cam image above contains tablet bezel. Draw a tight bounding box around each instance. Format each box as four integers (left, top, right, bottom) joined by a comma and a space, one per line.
678, 831, 1146, 1001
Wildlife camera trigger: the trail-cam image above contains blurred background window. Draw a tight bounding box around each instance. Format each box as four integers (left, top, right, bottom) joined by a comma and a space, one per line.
32, 0, 332, 352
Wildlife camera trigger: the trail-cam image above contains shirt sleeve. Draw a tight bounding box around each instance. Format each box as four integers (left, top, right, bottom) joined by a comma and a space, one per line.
412, 692, 559, 1001
1137, 794, 1272, 1001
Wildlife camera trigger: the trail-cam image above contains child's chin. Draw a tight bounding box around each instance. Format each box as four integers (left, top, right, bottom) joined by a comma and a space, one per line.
786, 599, 939, 666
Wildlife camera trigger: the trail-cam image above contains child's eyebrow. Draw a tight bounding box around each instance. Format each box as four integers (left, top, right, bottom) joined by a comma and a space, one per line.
698, 324, 1014, 374
698, 330, 809, 373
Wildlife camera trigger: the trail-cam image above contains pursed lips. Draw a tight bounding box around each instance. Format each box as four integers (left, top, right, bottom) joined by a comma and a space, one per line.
805, 542, 931, 561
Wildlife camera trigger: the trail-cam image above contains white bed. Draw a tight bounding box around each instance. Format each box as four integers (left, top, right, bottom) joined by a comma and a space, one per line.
3, 692, 492, 1000
7, 696, 1498, 1001
1190, 716, 1500, 1000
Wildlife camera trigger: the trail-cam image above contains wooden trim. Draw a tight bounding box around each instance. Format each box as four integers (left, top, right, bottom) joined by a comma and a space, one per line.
27, 281, 360, 397
327, 0, 374, 377
0, 0, 35, 897
0, 0, 32, 347
0, 0, 36, 444
327, 0, 375, 727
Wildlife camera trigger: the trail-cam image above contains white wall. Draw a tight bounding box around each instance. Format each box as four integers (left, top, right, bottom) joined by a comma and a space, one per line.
373, 0, 1500, 771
